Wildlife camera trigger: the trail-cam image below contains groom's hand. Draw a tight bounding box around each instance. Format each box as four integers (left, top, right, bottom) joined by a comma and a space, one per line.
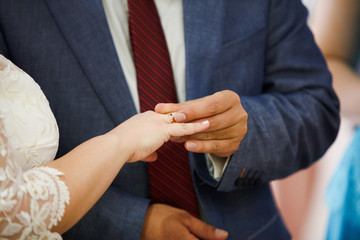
141, 204, 228, 240
155, 90, 248, 157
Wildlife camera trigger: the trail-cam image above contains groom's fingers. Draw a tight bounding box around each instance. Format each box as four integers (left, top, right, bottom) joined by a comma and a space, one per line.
155, 90, 237, 122
182, 216, 228, 240
141, 204, 227, 240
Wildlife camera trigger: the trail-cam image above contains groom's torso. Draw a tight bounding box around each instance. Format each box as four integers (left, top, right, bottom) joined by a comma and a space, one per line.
0, 1, 290, 239
0, 0, 267, 188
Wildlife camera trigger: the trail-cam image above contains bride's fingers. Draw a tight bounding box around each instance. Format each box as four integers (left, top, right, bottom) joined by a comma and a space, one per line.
162, 112, 186, 124
167, 120, 210, 137
159, 112, 210, 136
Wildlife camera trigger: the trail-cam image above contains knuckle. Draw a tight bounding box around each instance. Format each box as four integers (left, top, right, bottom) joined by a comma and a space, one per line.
214, 91, 225, 98
233, 92, 241, 104
220, 90, 231, 97
224, 90, 240, 102
206, 97, 220, 115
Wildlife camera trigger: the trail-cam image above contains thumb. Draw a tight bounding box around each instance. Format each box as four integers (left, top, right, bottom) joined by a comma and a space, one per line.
184, 217, 228, 240
154, 103, 182, 114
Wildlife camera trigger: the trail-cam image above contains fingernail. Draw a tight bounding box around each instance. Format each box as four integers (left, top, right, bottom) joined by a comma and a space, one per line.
202, 120, 209, 125
187, 142, 197, 150
215, 229, 228, 238
174, 112, 186, 122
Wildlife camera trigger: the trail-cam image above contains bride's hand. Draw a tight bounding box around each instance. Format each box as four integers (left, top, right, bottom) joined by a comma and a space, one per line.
108, 111, 210, 163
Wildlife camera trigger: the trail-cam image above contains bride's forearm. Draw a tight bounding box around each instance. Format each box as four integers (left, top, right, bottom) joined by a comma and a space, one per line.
44, 111, 210, 234
47, 133, 130, 233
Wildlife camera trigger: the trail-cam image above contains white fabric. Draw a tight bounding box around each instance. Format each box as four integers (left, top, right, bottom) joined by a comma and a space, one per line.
0, 56, 59, 171
102, 0, 186, 111
0, 55, 69, 239
102, 0, 229, 179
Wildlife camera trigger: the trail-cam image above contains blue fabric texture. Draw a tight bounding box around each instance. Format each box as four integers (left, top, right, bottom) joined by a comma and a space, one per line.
326, 127, 360, 240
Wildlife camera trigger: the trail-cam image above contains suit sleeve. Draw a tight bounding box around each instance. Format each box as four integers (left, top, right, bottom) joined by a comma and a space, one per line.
194, 0, 340, 191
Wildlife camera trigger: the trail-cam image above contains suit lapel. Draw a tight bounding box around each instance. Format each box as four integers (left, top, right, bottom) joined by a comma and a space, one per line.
183, 0, 224, 100
45, 0, 136, 124
45, 0, 224, 123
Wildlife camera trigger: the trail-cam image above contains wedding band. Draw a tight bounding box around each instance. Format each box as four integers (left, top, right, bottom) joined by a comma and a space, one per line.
168, 113, 175, 123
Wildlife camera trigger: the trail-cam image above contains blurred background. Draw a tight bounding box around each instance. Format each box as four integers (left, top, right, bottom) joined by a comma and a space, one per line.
271, 0, 360, 239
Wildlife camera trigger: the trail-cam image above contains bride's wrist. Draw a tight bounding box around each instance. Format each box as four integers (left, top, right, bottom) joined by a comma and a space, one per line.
103, 131, 133, 164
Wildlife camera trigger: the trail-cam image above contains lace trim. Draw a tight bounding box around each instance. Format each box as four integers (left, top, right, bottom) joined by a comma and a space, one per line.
0, 119, 70, 239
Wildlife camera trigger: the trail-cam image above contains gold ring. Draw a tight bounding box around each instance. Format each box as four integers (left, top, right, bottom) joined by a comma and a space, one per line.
168, 113, 175, 123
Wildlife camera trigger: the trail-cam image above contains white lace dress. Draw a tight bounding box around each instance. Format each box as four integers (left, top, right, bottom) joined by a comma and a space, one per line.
0, 55, 70, 239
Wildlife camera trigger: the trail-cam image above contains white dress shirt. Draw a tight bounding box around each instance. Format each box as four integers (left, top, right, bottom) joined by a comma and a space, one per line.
102, 0, 185, 111
102, 0, 228, 179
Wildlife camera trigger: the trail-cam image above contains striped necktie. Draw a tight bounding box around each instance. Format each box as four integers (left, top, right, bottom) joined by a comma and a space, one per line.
128, 0, 199, 217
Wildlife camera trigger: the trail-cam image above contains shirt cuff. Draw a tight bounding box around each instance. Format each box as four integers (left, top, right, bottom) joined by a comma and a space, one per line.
205, 153, 230, 180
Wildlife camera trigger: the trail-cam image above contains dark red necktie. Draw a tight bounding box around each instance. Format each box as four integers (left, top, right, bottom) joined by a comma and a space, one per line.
128, 0, 199, 217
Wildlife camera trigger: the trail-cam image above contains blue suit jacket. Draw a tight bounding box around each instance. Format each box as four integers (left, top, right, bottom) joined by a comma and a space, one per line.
0, 0, 339, 239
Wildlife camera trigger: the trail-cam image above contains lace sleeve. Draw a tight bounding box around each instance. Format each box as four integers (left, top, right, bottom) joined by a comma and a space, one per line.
0, 118, 70, 239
